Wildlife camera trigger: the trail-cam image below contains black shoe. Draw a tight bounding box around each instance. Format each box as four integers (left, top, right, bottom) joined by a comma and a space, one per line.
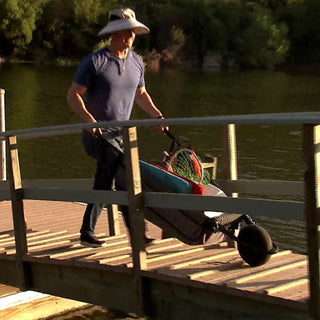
80, 234, 106, 248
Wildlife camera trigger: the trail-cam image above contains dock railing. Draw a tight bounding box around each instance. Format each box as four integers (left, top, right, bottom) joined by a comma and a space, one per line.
0, 113, 320, 319
0, 88, 5, 181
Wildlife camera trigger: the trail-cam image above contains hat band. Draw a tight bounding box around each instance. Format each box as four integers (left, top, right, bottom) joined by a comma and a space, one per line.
109, 14, 122, 21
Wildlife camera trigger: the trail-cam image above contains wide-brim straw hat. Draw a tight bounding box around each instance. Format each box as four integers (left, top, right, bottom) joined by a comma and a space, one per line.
98, 8, 149, 36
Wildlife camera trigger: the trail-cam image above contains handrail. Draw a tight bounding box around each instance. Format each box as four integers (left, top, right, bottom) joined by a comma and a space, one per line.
0, 88, 5, 180
2, 114, 320, 319
0, 112, 320, 140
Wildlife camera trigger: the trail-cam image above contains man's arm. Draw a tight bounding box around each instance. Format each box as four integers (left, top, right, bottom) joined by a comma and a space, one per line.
67, 82, 100, 135
134, 86, 163, 119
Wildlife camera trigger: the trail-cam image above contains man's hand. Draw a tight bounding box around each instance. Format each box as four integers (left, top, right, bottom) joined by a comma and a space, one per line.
87, 127, 102, 136
155, 115, 169, 134
157, 123, 169, 134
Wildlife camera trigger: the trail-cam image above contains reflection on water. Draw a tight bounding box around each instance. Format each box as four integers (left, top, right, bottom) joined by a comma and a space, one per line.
256, 217, 306, 254
1, 64, 317, 319
0, 65, 318, 253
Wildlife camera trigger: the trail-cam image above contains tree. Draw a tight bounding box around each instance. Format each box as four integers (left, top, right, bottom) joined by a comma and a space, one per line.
239, 5, 289, 68
0, 0, 48, 55
33, 0, 117, 59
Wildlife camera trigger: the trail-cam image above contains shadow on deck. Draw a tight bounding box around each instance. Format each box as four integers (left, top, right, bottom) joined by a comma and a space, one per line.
0, 200, 310, 320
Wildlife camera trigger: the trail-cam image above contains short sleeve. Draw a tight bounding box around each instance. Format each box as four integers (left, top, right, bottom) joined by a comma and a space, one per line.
136, 54, 145, 88
73, 55, 96, 88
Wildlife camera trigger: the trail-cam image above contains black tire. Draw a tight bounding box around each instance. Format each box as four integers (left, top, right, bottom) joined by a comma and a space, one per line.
237, 224, 273, 267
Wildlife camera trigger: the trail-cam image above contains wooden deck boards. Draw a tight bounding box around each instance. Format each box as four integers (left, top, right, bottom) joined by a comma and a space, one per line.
0, 199, 310, 313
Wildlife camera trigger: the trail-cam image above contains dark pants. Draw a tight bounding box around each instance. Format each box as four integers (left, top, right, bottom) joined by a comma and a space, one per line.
80, 131, 130, 237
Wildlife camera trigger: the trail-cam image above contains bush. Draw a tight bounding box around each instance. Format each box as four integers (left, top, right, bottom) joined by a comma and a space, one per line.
239, 5, 289, 68
0, 0, 48, 56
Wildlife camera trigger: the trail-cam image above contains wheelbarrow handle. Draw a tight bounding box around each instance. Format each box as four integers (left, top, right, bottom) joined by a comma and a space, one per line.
163, 128, 184, 148
163, 128, 175, 140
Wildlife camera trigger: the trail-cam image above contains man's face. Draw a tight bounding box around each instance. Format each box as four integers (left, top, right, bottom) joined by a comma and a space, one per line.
112, 29, 136, 50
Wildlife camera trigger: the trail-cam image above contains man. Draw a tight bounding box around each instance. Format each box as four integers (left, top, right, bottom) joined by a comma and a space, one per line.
67, 8, 166, 247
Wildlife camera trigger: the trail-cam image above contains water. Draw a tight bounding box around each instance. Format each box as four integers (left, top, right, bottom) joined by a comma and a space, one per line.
1, 64, 319, 249
1, 64, 319, 317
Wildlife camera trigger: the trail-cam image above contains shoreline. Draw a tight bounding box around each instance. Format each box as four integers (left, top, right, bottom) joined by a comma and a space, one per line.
1, 55, 320, 74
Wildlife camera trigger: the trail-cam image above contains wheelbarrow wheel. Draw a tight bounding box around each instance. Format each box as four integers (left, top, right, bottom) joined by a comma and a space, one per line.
237, 224, 273, 267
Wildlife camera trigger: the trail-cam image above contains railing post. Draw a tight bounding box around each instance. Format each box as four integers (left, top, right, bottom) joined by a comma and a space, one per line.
6, 135, 30, 291
303, 124, 320, 320
122, 126, 147, 316
0, 88, 6, 181
222, 124, 238, 197
107, 204, 120, 236
222, 124, 239, 248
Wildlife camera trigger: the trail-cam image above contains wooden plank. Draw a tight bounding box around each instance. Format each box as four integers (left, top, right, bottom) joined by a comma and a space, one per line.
88, 245, 131, 257
202, 156, 217, 180
107, 204, 120, 236
23, 178, 93, 189
235, 259, 307, 284
143, 192, 304, 220
23, 188, 129, 205
23, 178, 304, 197
81, 243, 131, 260
171, 248, 237, 270
46, 234, 109, 259
123, 126, 146, 316
27, 231, 71, 244
27, 240, 72, 252
0, 234, 311, 319
0, 88, 5, 181
143, 271, 308, 320
222, 124, 238, 198
264, 278, 309, 295
26, 230, 52, 238
0, 295, 88, 320
6, 136, 30, 290
0, 284, 19, 297
0, 230, 58, 246
3, 112, 320, 141
0, 238, 16, 246
217, 179, 303, 197
99, 254, 131, 265
48, 246, 102, 259
128, 247, 206, 270
303, 124, 320, 319
0, 234, 12, 240
179, 251, 299, 286
0, 261, 19, 290
28, 261, 136, 314
146, 242, 183, 254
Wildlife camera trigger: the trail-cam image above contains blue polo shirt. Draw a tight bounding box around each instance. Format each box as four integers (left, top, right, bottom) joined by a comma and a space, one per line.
74, 47, 145, 122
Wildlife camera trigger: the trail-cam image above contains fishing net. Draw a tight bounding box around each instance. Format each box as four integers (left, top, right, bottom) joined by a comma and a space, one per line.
167, 148, 211, 185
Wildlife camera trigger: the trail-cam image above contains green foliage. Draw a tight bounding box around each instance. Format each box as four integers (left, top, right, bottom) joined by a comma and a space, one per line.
0, 0, 48, 55
181, 1, 218, 66
211, 1, 243, 65
32, 0, 117, 59
0, 0, 318, 67
239, 6, 289, 68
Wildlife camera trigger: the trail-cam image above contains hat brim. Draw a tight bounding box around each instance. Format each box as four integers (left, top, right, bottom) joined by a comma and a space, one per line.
98, 20, 149, 36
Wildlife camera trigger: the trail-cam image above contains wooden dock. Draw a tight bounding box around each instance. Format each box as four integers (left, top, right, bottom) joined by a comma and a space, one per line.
1, 115, 320, 319
0, 200, 310, 319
